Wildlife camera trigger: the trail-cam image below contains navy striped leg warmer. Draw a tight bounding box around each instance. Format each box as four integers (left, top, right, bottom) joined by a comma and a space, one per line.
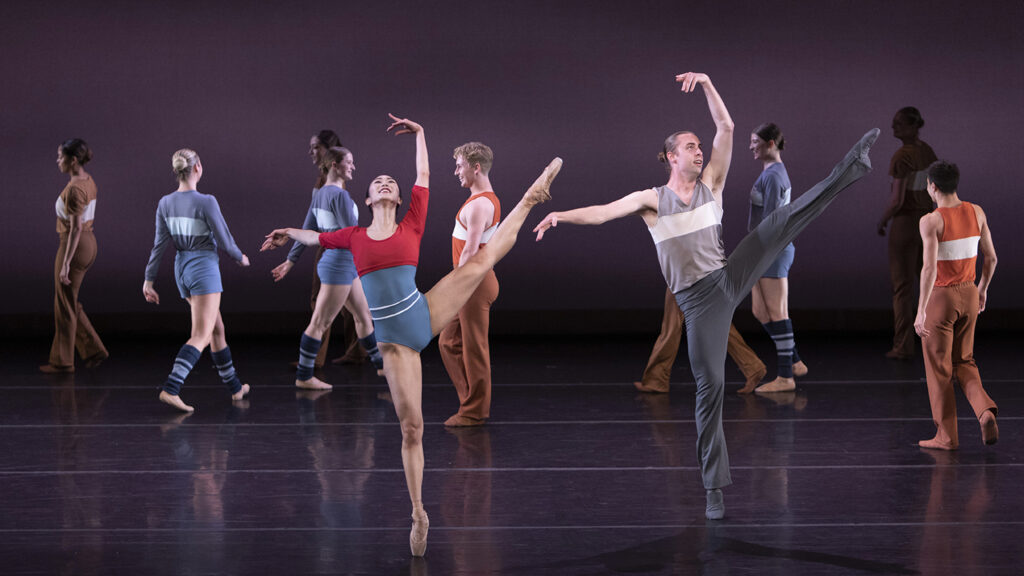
164, 344, 201, 395
359, 332, 383, 370
764, 320, 795, 378
296, 334, 321, 382
211, 346, 243, 395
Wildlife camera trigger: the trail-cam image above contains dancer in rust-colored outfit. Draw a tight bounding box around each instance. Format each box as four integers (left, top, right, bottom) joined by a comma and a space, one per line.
915, 160, 998, 450
42, 138, 108, 373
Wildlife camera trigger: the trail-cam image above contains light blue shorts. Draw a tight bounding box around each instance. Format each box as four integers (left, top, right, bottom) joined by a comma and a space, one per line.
317, 248, 357, 285
761, 243, 795, 279
174, 250, 222, 298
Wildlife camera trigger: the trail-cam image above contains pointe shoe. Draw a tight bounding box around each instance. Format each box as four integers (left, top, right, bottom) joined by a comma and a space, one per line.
231, 383, 250, 401
295, 377, 332, 390
159, 390, 195, 413
444, 413, 485, 427
39, 363, 74, 374
737, 367, 767, 395
705, 489, 724, 520
918, 436, 957, 450
524, 157, 562, 206
980, 410, 999, 445
633, 381, 669, 394
845, 128, 880, 169
410, 509, 429, 557
755, 376, 796, 393
791, 361, 808, 378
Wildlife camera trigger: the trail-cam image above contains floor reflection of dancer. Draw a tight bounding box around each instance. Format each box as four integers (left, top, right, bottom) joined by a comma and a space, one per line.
534, 71, 877, 519
915, 160, 998, 450
270, 145, 382, 390
42, 138, 109, 373
144, 149, 251, 412
746, 123, 808, 393
262, 114, 561, 556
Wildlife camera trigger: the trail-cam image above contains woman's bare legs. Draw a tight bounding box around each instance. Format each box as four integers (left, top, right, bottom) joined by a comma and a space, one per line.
297, 283, 352, 390
425, 158, 561, 334
752, 277, 803, 392
159, 293, 222, 412
379, 342, 429, 555
342, 278, 374, 338
208, 311, 251, 401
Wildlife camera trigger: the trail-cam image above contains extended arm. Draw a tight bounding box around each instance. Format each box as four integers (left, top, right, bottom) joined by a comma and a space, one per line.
533, 188, 658, 241
262, 228, 321, 252
387, 114, 428, 189
914, 213, 940, 337
143, 207, 171, 305
677, 72, 734, 197
206, 197, 248, 266
975, 205, 997, 312
457, 198, 495, 267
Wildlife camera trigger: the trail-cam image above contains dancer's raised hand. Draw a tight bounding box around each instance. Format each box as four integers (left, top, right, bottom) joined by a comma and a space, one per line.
676, 72, 709, 93
387, 114, 423, 136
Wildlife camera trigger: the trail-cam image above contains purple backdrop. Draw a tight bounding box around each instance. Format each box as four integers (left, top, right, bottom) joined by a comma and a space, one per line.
4, 0, 1021, 322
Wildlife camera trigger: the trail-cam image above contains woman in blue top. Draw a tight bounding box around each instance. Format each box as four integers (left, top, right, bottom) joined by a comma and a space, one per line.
143, 149, 251, 412
270, 146, 381, 390
745, 123, 808, 393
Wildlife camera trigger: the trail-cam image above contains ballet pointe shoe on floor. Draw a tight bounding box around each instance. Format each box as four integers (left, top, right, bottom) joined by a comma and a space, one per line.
295, 376, 332, 390
633, 381, 669, 394
755, 376, 796, 393
980, 410, 999, 445
524, 158, 562, 206
792, 361, 808, 378
443, 414, 485, 427
918, 436, 957, 450
705, 489, 724, 520
159, 391, 195, 413
410, 509, 429, 557
737, 367, 767, 395
231, 383, 250, 401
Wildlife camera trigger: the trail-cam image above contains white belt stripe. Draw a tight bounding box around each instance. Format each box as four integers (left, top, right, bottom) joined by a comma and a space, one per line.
166, 216, 210, 237
369, 288, 419, 312
937, 236, 980, 261
452, 222, 497, 243
648, 202, 723, 244
371, 292, 422, 320
314, 208, 340, 231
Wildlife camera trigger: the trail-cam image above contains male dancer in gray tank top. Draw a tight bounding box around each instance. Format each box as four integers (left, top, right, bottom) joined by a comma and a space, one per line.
534, 71, 879, 519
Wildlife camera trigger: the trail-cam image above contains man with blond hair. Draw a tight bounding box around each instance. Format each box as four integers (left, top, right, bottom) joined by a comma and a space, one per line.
440, 142, 501, 427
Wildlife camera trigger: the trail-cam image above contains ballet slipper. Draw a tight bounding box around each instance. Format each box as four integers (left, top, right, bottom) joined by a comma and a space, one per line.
633, 381, 669, 394
754, 376, 796, 393
159, 390, 195, 413
410, 509, 429, 557
39, 363, 75, 374
791, 361, 808, 378
705, 489, 725, 520
444, 414, 485, 427
523, 158, 562, 206
918, 436, 957, 450
295, 376, 332, 390
737, 367, 767, 395
231, 383, 250, 401
980, 410, 999, 445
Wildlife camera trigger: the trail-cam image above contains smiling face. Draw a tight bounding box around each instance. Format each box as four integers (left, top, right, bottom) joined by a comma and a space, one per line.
454, 154, 477, 189
367, 174, 401, 208
749, 133, 774, 161
667, 133, 703, 176
335, 151, 355, 182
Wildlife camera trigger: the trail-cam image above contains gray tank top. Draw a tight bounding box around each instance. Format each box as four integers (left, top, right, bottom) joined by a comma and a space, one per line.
648, 181, 726, 292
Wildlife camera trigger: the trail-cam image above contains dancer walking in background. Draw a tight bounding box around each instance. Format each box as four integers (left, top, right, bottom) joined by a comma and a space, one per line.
915, 160, 998, 450
878, 107, 937, 360
42, 138, 108, 373
271, 145, 382, 390
143, 149, 251, 412
262, 114, 561, 556
534, 71, 877, 519
746, 123, 808, 393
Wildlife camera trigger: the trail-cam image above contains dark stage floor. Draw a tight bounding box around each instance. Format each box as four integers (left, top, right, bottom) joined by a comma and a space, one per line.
2, 332, 1022, 575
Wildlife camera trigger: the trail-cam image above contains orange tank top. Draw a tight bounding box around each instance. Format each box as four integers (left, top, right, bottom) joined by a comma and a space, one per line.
935, 201, 980, 286
451, 192, 501, 267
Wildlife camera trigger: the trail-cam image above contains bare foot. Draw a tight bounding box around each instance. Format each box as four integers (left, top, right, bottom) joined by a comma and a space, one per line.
295, 376, 332, 390
231, 383, 250, 401
792, 361, 808, 378
159, 390, 195, 413
737, 367, 767, 395
755, 377, 796, 393
524, 158, 562, 206
919, 436, 958, 450
444, 414, 485, 427
410, 509, 429, 557
633, 381, 669, 394
980, 410, 999, 445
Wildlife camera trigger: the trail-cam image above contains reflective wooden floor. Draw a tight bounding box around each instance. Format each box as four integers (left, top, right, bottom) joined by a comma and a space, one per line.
2, 332, 1021, 575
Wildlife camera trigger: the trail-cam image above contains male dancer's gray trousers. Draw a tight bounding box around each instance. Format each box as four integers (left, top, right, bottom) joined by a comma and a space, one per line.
675, 128, 880, 489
